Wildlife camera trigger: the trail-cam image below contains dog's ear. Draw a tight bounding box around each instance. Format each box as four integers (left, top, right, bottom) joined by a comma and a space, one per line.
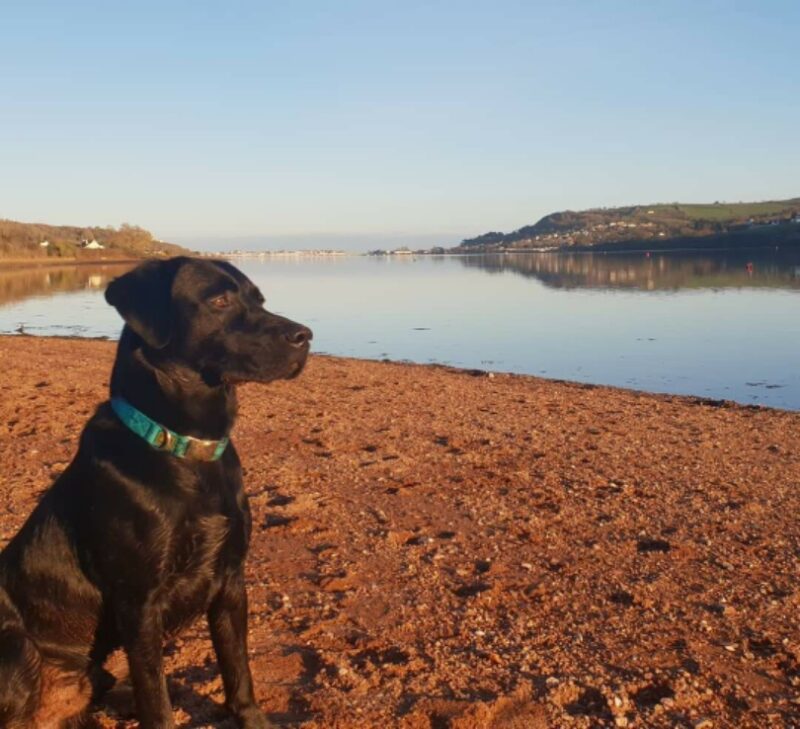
105, 258, 184, 348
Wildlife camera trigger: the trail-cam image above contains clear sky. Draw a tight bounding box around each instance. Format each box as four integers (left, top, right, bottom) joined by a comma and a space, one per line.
2, 1, 798, 251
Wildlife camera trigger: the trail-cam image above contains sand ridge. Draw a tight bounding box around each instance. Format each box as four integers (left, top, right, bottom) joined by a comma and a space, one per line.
0, 335, 798, 728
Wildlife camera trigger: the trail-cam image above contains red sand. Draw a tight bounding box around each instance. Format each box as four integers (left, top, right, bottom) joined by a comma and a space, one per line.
1, 335, 799, 728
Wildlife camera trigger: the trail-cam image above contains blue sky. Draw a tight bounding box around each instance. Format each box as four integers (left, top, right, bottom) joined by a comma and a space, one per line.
2, 1, 798, 250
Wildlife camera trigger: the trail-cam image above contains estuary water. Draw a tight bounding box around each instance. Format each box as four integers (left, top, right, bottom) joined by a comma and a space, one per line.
1, 249, 799, 410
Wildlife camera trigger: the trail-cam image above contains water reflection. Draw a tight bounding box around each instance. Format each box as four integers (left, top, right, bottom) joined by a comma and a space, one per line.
3, 251, 798, 308
0, 263, 134, 308
458, 249, 800, 291
1, 254, 798, 409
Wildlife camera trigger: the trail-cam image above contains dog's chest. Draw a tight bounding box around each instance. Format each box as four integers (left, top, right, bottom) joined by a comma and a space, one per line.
169, 512, 232, 577
167, 464, 250, 574
159, 496, 248, 632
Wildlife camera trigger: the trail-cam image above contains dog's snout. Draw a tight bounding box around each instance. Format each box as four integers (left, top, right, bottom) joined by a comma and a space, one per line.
284, 325, 313, 348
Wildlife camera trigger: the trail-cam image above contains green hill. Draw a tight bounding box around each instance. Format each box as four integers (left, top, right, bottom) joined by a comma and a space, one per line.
0, 219, 192, 260
458, 198, 800, 251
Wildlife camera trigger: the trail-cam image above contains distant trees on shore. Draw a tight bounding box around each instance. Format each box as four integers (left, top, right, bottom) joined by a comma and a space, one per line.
0, 219, 188, 259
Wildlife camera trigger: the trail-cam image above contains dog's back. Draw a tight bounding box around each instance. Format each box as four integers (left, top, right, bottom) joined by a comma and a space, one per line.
0, 588, 40, 728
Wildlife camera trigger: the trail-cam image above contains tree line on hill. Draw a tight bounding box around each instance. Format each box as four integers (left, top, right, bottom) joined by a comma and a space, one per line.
0, 219, 190, 260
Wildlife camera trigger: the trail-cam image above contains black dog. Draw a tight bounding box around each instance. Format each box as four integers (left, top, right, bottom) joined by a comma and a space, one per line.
0, 257, 311, 728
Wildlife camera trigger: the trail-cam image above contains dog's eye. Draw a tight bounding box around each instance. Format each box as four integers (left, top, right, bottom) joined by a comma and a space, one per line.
209, 294, 231, 309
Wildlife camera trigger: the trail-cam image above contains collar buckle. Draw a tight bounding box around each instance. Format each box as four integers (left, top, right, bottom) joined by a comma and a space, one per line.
185, 438, 224, 461
151, 426, 177, 452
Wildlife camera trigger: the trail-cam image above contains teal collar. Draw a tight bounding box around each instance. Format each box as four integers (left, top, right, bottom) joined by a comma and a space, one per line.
111, 396, 229, 462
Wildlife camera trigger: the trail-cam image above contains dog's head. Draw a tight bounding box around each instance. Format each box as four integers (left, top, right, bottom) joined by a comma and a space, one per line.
106, 257, 311, 384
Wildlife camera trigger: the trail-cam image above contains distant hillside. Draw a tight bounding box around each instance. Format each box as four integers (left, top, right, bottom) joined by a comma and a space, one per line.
0, 219, 192, 260
458, 198, 800, 251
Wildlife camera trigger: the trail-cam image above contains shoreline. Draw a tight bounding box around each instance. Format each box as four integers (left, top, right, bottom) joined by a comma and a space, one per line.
449, 241, 800, 256
3, 331, 796, 414
0, 256, 146, 270
3, 244, 796, 265
1, 335, 799, 727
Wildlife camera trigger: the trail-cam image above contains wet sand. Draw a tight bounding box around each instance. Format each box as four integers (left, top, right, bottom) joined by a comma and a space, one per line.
1, 335, 799, 728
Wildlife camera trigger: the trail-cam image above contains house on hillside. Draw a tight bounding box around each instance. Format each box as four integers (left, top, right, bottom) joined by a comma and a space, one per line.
81, 239, 105, 250
39, 240, 50, 248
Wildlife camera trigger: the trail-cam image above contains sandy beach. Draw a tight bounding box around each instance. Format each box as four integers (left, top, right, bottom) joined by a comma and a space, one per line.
1, 335, 798, 728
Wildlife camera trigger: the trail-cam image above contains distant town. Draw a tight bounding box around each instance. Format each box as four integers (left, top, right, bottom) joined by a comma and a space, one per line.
213, 247, 457, 258
208, 249, 350, 259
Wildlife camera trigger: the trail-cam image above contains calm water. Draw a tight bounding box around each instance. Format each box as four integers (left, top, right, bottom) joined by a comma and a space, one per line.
1, 250, 799, 409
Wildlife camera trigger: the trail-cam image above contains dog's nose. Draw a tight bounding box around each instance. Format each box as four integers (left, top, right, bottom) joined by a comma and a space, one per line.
285, 325, 313, 348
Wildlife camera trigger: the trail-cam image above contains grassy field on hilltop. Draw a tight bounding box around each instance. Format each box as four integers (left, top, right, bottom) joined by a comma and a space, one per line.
672, 200, 797, 221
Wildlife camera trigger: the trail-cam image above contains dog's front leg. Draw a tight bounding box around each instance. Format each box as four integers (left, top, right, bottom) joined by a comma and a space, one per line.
208, 571, 272, 729
118, 603, 174, 729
